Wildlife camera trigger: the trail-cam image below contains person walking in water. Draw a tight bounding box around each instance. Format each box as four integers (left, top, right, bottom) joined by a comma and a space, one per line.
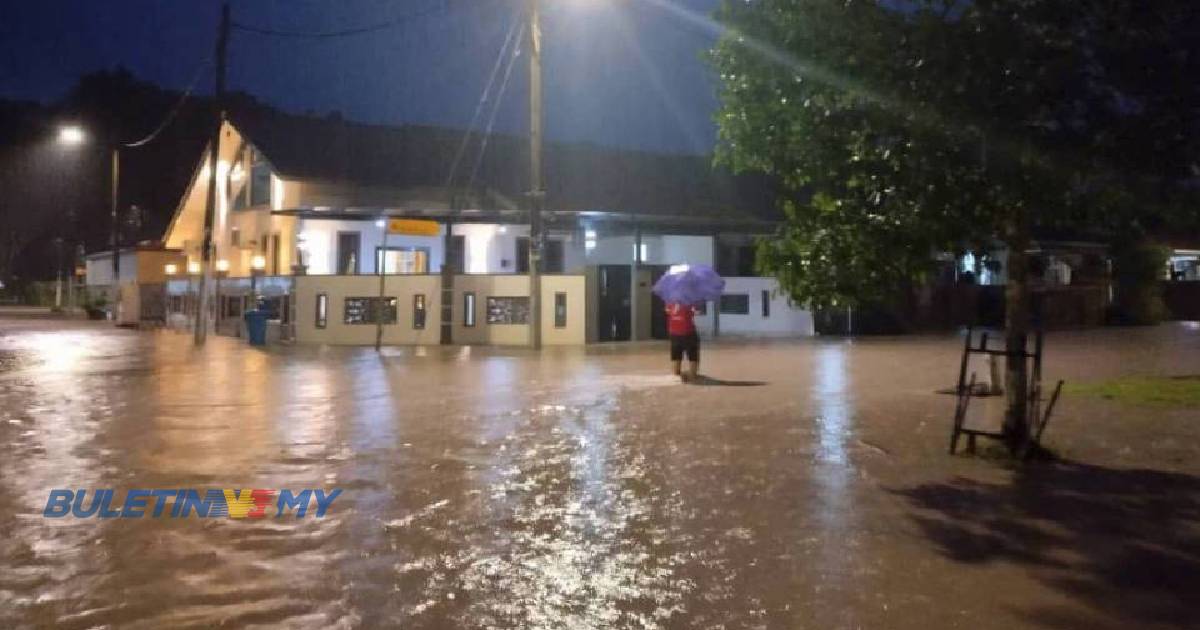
666, 302, 700, 383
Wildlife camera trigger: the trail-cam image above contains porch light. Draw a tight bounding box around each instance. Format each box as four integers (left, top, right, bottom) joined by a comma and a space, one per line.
251, 254, 267, 271
215, 259, 230, 272
187, 261, 201, 275
164, 263, 178, 276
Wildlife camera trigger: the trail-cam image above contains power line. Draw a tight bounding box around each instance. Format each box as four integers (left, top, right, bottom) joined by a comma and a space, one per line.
466, 21, 524, 192
122, 59, 212, 148
231, 3, 454, 39
445, 12, 522, 189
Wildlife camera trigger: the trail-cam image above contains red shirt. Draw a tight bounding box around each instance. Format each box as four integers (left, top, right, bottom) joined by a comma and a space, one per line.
666, 303, 697, 336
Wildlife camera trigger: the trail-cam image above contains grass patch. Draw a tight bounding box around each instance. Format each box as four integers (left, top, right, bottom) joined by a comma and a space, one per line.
1065, 376, 1200, 408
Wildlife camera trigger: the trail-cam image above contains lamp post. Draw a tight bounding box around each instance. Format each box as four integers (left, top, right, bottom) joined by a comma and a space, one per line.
57, 124, 122, 322
215, 259, 229, 329
53, 237, 64, 310
526, 0, 545, 350
164, 263, 178, 326
187, 261, 201, 321
70, 244, 84, 314
250, 254, 266, 308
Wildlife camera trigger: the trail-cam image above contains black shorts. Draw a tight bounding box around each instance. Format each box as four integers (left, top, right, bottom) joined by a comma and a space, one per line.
669, 333, 700, 362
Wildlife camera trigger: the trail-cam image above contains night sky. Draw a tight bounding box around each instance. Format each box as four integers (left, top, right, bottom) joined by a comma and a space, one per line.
0, 0, 724, 154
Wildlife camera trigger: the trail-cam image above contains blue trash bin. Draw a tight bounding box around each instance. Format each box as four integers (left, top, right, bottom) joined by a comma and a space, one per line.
243, 310, 269, 346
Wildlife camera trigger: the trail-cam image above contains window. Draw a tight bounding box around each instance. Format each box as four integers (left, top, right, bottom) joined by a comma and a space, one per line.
762, 290, 770, 318
554, 292, 567, 328
337, 232, 360, 275
413, 294, 426, 329
448, 234, 466, 273
516, 238, 564, 273
230, 228, 240, 247
487, 296, 530, 324
719, 294, 750, 315
249, 147, 272, 207
344, 297, 397, 325
376, 246, 429, 274
463, 292, 476, 327
315, 293, 328, 329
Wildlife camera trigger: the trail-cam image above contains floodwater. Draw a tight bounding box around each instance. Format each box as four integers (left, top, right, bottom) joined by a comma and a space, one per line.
1, 315, 1198, 629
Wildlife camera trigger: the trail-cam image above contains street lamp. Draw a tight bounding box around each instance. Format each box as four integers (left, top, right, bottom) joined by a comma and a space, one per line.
187, 261, 201, 319
56, 123, 123, 323
58, 125, 85, 146
250, 254, 266, 306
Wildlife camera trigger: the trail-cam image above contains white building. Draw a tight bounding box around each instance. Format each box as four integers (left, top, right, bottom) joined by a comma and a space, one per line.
155, 109, 814, 345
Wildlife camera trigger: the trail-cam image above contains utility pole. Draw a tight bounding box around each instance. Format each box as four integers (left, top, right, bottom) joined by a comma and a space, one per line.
526, 0, 544, 349
195, 2, 230, 346
109, 147, 120, 319
631, 223, 641, 341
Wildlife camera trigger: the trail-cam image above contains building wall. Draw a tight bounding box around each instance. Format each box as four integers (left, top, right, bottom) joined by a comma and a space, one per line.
85, 250, 186, 286
583, 234, 714, 268
293, 274, 586, 346
85, 252, 138, 286
297, 218, 446, 275
294, 274, 443, 346
694, 277, 815, 337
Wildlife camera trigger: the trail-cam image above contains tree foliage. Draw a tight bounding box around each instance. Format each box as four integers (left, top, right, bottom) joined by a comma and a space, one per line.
710, 0, 1199, 309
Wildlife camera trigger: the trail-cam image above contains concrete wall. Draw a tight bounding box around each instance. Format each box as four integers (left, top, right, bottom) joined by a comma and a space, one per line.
86, 250, 186, 286
694, 277, 815, 338
294, 274, 443, 346
85, 252, 138, 285
293, 274, 586, 346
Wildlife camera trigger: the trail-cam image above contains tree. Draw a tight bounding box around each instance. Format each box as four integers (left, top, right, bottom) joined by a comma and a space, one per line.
710, 0, 1198, 453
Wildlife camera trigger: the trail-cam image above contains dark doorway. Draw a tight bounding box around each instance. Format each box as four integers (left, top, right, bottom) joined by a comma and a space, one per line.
647, 265, 671, 339
597, 265, 631, 342
337, 232, 361, 275
448, 234, 465, 273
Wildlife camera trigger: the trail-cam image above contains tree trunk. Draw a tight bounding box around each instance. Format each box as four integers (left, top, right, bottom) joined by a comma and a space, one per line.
1003, 226, 1031, 453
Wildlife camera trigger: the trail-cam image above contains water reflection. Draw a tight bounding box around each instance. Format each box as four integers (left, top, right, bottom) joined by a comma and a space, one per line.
810, 342, 857, 626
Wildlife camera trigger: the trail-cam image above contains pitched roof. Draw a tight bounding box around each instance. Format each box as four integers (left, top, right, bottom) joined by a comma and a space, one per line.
228, 108, 780, 221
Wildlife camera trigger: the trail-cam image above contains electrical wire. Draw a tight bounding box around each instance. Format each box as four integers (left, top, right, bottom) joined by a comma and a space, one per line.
465, 21, 524, 192
231, 3, 453, 39
445, 12, 521, 189
122, 59, 212, 148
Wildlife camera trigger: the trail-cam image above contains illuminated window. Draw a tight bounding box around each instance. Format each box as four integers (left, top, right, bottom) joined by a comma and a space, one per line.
463, 292, 476, 327
315, 293, 328, 329
376, 246, 429, 274
554, 292, 567, 328
413, 294, 426, 329
487, 296, 530, 325
344, 297, 396, 325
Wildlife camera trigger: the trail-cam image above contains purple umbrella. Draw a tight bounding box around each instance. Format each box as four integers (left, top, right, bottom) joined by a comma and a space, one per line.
652, 264, 725, 305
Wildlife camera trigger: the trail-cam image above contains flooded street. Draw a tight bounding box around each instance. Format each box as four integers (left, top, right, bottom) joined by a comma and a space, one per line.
1, 316, 1198, 629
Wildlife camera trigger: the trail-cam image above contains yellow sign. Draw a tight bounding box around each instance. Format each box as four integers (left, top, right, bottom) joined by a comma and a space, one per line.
387, 218, 441, 236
